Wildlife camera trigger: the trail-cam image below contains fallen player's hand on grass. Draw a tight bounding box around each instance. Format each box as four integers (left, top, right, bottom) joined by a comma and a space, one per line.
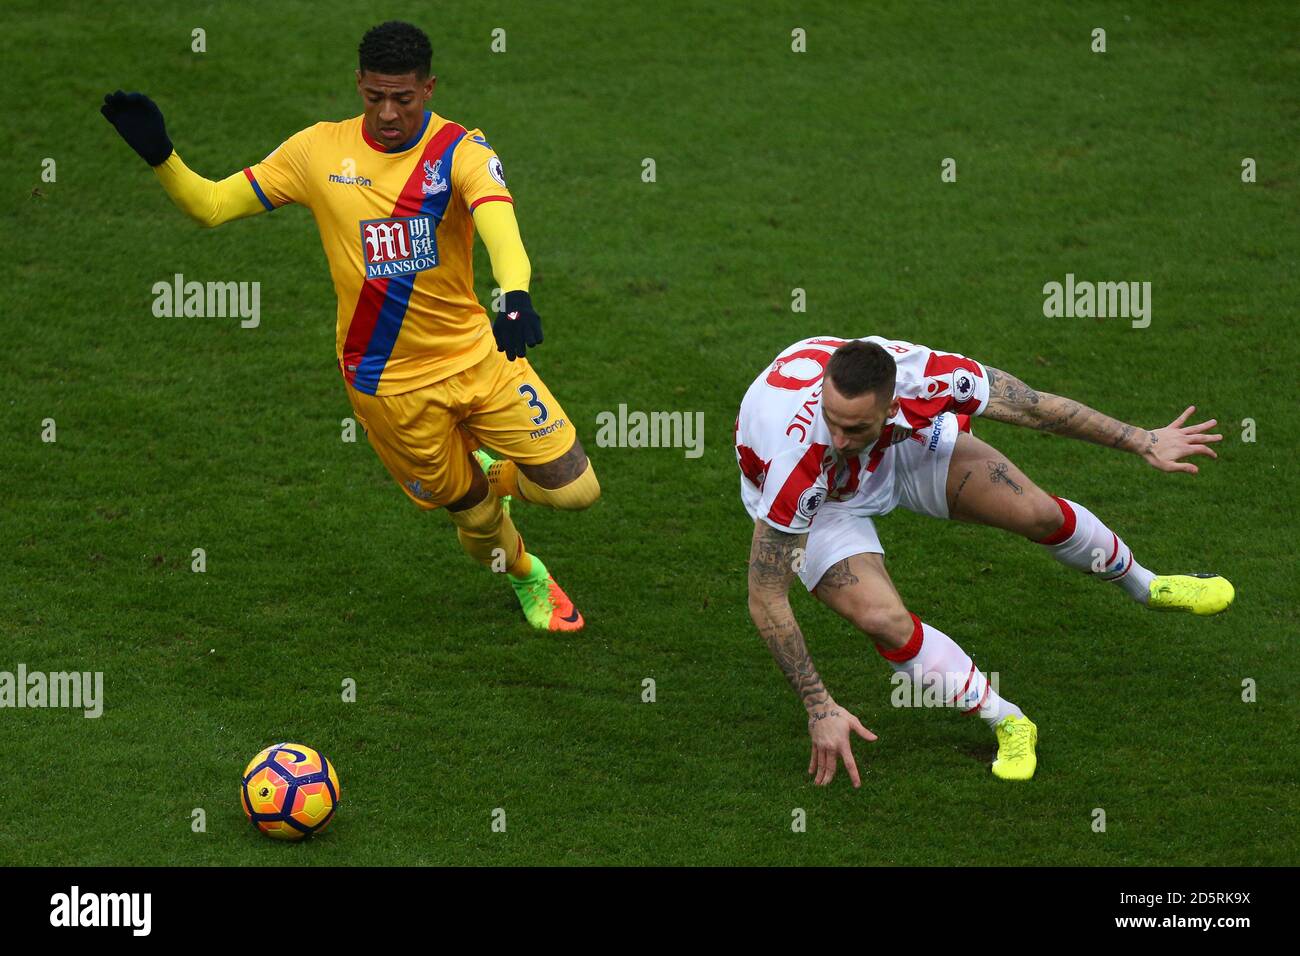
1141, 406, 1222, 475
807, 702, 877, 788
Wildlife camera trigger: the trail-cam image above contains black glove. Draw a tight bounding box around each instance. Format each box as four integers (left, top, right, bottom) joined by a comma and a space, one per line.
493, 290, 544, 361
100, 91, 174, 166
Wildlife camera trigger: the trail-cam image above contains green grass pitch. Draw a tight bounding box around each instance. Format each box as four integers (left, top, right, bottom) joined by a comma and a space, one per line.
2, 0, 1297, 865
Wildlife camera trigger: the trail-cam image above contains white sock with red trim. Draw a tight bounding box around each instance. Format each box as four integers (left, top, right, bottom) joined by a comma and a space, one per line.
1037, 497, 1155, 604
878, 614, 1023, 731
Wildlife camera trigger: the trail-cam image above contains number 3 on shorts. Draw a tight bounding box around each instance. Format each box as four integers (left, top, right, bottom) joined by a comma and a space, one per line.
518, 383, 548, 425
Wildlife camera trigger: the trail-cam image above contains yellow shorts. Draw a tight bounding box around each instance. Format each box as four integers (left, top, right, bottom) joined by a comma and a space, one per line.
346, 349, 576, 510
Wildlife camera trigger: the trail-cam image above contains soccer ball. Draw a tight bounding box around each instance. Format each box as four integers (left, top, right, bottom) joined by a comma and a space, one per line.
240, 742, 341, 840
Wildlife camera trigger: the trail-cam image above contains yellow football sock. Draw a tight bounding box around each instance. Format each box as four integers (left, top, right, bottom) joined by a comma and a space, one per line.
517, 460, 601, 511
446, 493, 530, 575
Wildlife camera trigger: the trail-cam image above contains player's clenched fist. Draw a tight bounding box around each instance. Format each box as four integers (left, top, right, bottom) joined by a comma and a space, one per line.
100, 90, 174, 166
494, 289, 544, 361
807, 702, 878, 788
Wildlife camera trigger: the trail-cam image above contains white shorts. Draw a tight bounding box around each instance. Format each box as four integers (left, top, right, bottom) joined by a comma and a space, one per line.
797, 413, 961, 591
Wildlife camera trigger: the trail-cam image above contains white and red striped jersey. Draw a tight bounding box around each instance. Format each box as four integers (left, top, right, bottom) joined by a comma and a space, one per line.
735, 336, 991, 533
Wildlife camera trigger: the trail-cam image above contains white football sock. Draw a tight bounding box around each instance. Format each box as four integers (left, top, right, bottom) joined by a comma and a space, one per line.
1037, 497, 1155, 604
878, 614, 1023, 731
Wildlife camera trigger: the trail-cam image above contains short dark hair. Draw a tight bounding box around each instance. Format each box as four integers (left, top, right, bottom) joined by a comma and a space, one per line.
358, 21, 433, 78
826, 340, 896, 402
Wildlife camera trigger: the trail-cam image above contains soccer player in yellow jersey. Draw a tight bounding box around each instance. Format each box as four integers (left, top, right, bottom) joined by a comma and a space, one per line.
101, 21, 598, 631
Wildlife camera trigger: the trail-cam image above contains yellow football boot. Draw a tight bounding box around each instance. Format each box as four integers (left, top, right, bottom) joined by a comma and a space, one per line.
1148, 573, 1234, 615
992, 715, 1038, 781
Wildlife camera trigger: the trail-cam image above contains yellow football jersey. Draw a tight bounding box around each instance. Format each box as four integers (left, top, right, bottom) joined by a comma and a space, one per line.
244, 111, 513, 395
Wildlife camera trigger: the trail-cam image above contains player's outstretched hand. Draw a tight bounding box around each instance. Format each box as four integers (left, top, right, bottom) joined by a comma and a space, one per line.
494, 290, 544, 361
807, 701, 877, 788
1142, 405, 1222, 475
100, 91, 174, 166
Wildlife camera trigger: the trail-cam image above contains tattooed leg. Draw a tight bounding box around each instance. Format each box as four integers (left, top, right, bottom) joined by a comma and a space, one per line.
519, 439, 590, 488
947, 468, 974, 513
816, 557, 861, 591
483, 438, 600, 510
986, 460, 1024, 496
809, 549, 1027, 732
945, 433, 1061, 540
812, 553, 913, 651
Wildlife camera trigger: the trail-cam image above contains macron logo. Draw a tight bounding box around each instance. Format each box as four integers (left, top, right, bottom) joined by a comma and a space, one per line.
327, 171, 373, 187
50, 886, 151, 937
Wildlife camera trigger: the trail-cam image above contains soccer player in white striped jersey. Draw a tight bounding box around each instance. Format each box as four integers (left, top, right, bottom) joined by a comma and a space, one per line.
737, 336, 1230, 785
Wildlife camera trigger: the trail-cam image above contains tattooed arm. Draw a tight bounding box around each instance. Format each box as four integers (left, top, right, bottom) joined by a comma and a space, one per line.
981, 366, 1223, 474
747, 519, 877, 786
746, 520, 828, 714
